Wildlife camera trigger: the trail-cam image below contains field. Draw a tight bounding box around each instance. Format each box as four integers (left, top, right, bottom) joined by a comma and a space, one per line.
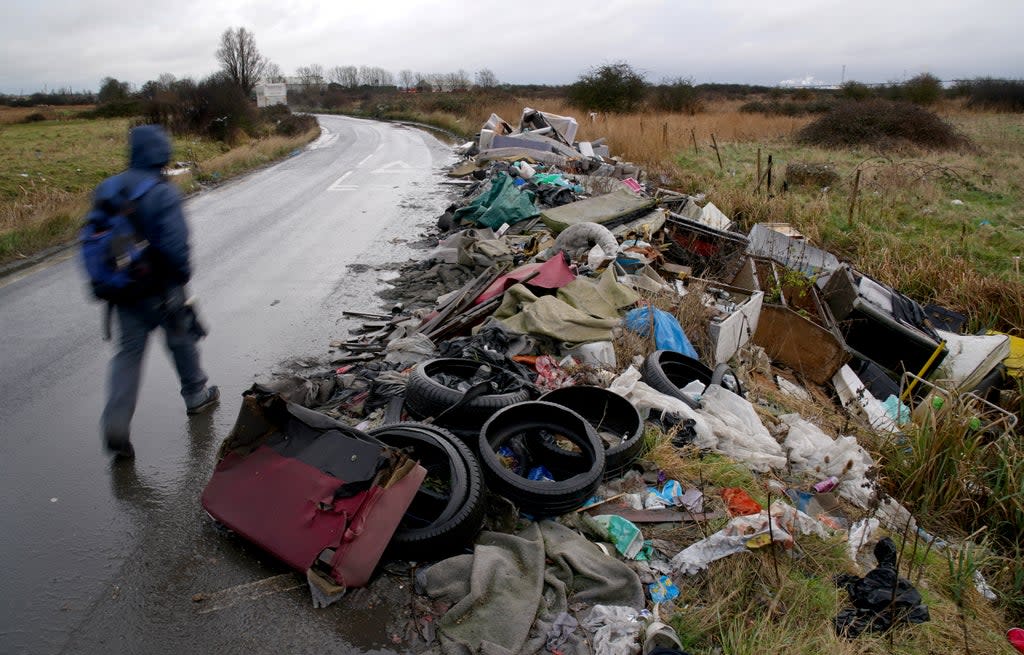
0, 108, 317, 266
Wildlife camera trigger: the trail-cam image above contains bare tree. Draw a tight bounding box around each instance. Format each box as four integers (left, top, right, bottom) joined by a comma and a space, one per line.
475, 68, 498, 87
328, 66, 347, 85
296, 64, 325, 87
426, 73, 444, 92
216, 27, 267, 95
261, 61, 286, 84
336, 65, 358, 88
398, 69, 416, 90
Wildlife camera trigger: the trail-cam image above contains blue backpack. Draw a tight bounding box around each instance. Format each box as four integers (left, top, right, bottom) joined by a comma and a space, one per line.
79, 175, 161, 303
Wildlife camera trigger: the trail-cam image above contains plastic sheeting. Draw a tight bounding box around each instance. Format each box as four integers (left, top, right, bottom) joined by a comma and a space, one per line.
695, 385, 787, 472
671, 501, 829, 575
607, 367, 714, 443
623, 307, 700, 359
781, 414, 876, 509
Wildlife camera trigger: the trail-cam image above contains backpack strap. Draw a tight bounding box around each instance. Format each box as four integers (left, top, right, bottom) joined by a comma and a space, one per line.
127, 175, 161, 202
120, 175, 163, 238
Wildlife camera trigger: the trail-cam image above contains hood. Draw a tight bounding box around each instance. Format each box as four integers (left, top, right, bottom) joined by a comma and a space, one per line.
129, 124, 171, 170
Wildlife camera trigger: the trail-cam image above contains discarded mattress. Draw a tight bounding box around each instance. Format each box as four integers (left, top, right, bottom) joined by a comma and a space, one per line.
201, 386, 425, 597
540, 188, 656, 233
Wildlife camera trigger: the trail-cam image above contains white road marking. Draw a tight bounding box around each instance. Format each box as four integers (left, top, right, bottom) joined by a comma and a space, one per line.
327, 171, 353, 191
308, 128, 338, 150
371, 161, 412, 174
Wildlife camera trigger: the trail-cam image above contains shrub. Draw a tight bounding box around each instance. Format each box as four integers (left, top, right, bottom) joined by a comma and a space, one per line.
796, 99, 969, 150
274, 112, 317, 136
567, 62, 647, 113
960, 78, 1024, 112
80, 99, 143, 118
902, 73, 943, 105
651, 78, 702, 114
21, 112, 46, 123
840, 81, 873, 101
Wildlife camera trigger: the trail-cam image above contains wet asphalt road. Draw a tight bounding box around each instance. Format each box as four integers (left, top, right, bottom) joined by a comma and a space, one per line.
0, 115, 454, 654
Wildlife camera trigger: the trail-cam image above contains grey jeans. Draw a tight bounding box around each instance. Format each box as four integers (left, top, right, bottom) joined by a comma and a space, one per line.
101, 290, 208, 444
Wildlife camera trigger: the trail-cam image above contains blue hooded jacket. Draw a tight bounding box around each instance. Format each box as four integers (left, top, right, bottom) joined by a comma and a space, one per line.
96, 125, 191, 288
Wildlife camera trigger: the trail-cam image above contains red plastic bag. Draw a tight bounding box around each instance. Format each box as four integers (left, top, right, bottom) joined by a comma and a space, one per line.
721, 487, 762, 517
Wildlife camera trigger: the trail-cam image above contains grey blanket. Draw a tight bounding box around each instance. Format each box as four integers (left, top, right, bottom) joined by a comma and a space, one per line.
420, 520, 644, 655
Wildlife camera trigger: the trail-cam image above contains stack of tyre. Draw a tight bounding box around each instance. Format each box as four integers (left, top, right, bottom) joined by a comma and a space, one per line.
387, 353, 733, 555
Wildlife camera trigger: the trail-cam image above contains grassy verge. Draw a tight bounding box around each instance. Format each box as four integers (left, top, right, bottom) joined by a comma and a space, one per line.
0, 111, 319, 267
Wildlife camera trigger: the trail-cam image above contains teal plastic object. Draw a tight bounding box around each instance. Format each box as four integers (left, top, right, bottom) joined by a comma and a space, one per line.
624, 307, 699, 359
589, 514, 645, 559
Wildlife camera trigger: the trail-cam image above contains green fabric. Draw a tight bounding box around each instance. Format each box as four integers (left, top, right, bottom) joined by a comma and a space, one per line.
495, 284, 621, 346
556, 267, 639, 320
453, 172, 539, 229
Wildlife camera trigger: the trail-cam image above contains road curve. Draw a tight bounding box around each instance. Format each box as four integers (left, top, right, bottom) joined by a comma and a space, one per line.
0, 114, 453, 654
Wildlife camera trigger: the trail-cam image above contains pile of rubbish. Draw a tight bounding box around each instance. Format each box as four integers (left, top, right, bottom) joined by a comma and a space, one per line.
200, 107, 1022, 654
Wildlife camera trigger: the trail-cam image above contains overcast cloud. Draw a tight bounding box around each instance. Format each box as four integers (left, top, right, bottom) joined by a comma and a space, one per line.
2, 0, 1022, 93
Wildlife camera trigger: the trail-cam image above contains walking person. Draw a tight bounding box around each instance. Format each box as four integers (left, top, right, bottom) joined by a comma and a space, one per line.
82, 124, 218, 459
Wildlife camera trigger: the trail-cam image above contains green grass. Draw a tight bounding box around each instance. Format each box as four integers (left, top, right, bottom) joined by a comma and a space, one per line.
664, 114, 1024, 331
0, 117, 224, 202
0, 116, 315, 266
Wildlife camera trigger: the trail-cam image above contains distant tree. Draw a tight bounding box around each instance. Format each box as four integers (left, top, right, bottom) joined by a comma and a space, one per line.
357, 66, 394, 87
474, 68, 498, 88
335, 65, 359, 88
97, 77, 131, 104
567, 62, 647, 112
840, 80, 873, 101
296, 64, 325, 87
398, 69, 416, 89
426, 73, 444, 92
262, 62, 286, 84
652, 77, 701, 114
903, 73, 943, 105
138, 74, 177, 100
414, 77, 433, 93
216, 27, 267, 95
328, 66, 347, 85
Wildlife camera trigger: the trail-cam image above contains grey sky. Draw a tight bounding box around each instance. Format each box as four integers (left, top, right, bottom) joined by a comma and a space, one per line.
2, 0, 1022, 94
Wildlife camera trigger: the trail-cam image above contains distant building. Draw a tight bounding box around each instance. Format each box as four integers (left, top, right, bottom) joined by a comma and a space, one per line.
255, 83, 287, 107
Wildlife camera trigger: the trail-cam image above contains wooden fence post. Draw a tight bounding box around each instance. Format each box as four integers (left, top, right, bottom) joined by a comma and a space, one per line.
757, 148, 762, 193
711, 133, 723, 172
847, 169, 862, 228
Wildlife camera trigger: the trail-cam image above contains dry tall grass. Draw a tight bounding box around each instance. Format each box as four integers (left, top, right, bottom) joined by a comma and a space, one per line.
483, 99, 811, 170
0, 105, 92, 125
